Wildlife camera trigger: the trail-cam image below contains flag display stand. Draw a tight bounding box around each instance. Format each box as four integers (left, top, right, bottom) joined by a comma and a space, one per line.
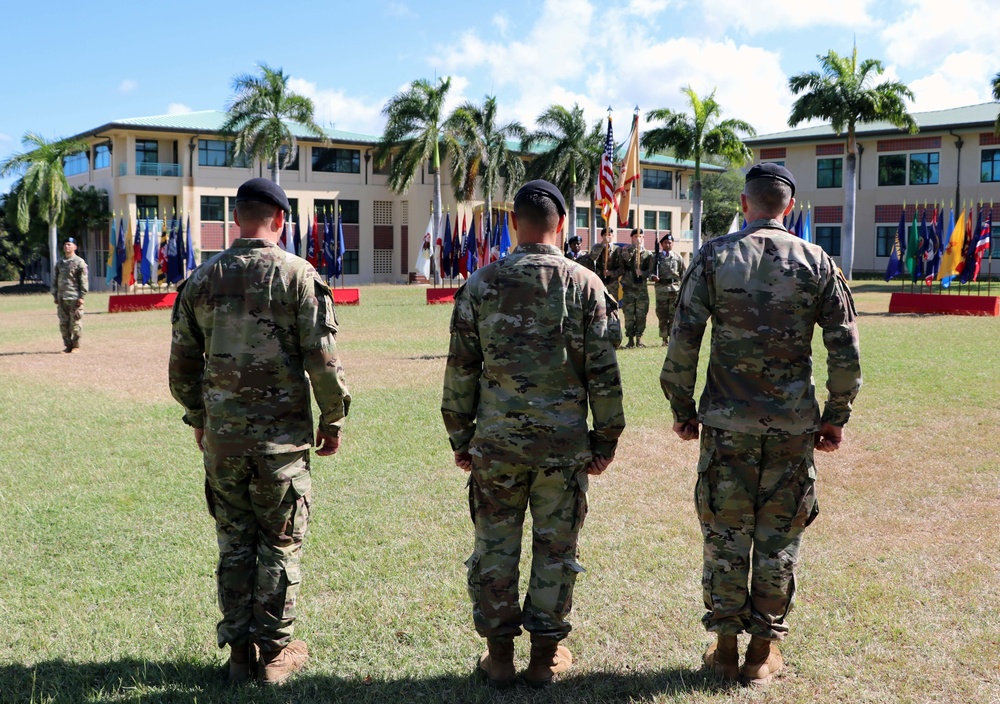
108, 292, 177, 313
888, 292, 999, 316
427, 287, 460, 304
332, 288, 360, 306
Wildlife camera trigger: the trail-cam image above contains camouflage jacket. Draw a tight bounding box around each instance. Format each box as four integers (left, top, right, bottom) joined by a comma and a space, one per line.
661, 219, 862, 435
169, 238, 351, 455
53, 254, 88, 301
653, 250, 686, 292
611, 245, 653, 291
442, 242, 626, 465
585, 244, 619, 287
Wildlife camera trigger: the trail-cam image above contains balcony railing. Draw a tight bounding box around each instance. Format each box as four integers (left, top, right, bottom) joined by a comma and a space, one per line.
119, 162, 182, 177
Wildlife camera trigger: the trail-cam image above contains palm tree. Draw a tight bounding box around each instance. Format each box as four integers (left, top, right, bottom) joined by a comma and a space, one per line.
0, 132, 90, 282
991, 71, 1000, 135
447, 95, 526, 240
221, 63, 324, 185
642, 87, 755, 253
522, 104, 604, 244
375, 77, 454, 282
789, 47, 916, 279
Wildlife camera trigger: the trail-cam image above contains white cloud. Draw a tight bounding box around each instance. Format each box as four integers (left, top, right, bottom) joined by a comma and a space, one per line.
0, 132, 11, 144
907, 51, 995, 112
167, 103, 192, 115
701, 0, 874, 34
491, 13, 509, 37
626, 0, 672, 17
386, 1, 416, 18
288, 77, 387, 135
881, 0, 999, 69
118, 79, 137, 93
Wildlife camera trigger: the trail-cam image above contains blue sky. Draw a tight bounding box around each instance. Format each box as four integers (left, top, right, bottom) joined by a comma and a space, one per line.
3, 0, 998, 191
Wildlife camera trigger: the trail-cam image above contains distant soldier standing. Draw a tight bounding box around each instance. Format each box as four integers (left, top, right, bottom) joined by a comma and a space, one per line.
650, 233, 685, 346
661, 164, 861, 685
53, 237, 88, 352
612, 228, 653, 348
565, 235, 587, 264
443, 179, 625, 689
169, 178, 351, 686
587, 227, 619, 291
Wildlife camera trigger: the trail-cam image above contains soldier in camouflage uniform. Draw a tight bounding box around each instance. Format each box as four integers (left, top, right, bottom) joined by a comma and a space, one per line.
443, 179, 625, 689
169, 178, 351, 686
52, 238, 88, 352
611, 228, 654, 348
661, 164, 862, 685
586, 227, 619, 291
650, 233, 685, 346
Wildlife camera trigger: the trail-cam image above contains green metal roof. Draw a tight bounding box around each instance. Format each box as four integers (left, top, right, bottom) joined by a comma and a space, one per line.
747, 102, 1000, 145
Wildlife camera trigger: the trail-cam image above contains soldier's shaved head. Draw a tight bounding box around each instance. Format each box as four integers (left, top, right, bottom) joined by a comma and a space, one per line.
744, 178, 792, 218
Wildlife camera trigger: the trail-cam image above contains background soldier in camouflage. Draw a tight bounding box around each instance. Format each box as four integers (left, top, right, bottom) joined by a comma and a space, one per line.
443, 179, 625, 689
650, 232, 685, 346
169, 178, 351, 686
611, 228, 653, 348
586, 227, 619, 292
661, 163, 862, 686
53, 237, 88, 352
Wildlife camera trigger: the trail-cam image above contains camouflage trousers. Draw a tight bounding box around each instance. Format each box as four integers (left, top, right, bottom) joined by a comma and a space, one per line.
653, 286, 679, 341
619, 286, 650, 339
57, 300, 82, 348
204, 450, 311, 653
696, 426, 819, 641
467, 457, 588, 640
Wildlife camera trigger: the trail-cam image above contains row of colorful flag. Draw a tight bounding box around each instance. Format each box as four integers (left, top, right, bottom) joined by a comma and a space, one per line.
413, 208, 513, 281
105, 213, 195, 288
276, 209, 346, 282
885, 202, 993, 286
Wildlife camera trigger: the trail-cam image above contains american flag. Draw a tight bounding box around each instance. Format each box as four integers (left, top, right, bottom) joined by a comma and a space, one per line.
598, 114, 616, 225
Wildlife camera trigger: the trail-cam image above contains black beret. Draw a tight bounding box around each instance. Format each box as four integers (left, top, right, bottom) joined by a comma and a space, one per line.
659, 233, 673, 243
568, 235, 582, 244
745, 163, 796, 197
65, 237, 76, 244
235, 177, 291, 212
514, 179, 566, 217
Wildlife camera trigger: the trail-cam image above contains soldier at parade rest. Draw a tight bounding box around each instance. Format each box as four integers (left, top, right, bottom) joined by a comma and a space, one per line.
611, 228, 654, 348
442, 178, 626, 689
53, 237, 88, 352
168, 177, 351, 686
661, 163, 862, 685
650, 232, 685, 346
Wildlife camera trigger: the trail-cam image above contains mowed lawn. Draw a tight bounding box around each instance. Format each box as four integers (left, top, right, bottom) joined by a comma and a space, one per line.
0, 282, 997, 704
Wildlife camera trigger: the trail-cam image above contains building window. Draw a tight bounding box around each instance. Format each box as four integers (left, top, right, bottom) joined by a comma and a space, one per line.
815, 226, 841, 256
267, 145, 299, 172
199, 139, 248, 168
643, 210, 672, 231
342, 250, 359, 275
876, 225, 898, 257
878, 155, 907, 186
312, 147, 361, 174
339, 199, 360, 224
94, 144, 110, 170
576, 208, 588, 229
136, 140, 159, 164
63, 152, 88, 176
200, 196, 225, 222
136, 195, 159, 220
991, 225, 1000, 259
642, 168, 672, 190
909, 152, 939, 185
817, 158, 842, 188
981, 150, 1000, 182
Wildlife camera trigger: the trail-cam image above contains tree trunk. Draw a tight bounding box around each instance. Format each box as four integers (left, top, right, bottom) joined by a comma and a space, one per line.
272, 160, 280, 185
590, 189, 597, 246
842, 149, 857, 280
486, 193, 493, 256
691, 179, 703, 253
432, 165, 442, 285
48, 221, 58, 288
567, 180, 576, 251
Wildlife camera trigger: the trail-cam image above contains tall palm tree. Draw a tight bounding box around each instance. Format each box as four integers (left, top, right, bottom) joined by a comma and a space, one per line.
375, 77, 454, 282
789, 47, 916, 279
642, 87, 755, 253
522, 103, 604, 244
0, 132, 90, 282
991, 71, 1000, 134
447, 95, 526, 239
221, 63, 324, 185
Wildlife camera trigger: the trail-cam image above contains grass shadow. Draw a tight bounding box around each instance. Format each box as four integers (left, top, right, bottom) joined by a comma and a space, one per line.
0, 351, 66, 357
0, 658, 739, 704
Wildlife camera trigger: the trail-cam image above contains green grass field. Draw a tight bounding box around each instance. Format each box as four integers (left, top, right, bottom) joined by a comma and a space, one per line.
0, 283, 997, 703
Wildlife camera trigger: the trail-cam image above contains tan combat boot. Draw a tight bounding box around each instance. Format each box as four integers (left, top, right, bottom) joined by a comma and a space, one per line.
741, 635, 783, 685
258, 639, 309, 685
478, 637, 516, 689
227, 640, 255, 684
524, 635, 572, 688
702, 634, 739, 680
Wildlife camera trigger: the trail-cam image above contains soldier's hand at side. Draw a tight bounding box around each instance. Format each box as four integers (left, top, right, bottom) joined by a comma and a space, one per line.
454, 451, 473, 472
315, 430, 341, 456
587, 455, 613, 475
815, 423, 843, 452
193, 427, 204, 452
650, 275, 659, 283
76, 299, 84, 309
673, 419, 699, 441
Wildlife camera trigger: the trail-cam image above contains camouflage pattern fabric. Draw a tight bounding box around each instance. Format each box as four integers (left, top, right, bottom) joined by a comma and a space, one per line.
443, 242, 625, 640
466, 458, 588, 639
206, 449, 311, 652
169, 238, 351, 455
585, 243, 620, 292
696, 427, 817, 640
53, 254, 87, 348
661, 220, 862, 434
56, 300, 83, 349
611, 245, 653, 338
653, 250, 685, 341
